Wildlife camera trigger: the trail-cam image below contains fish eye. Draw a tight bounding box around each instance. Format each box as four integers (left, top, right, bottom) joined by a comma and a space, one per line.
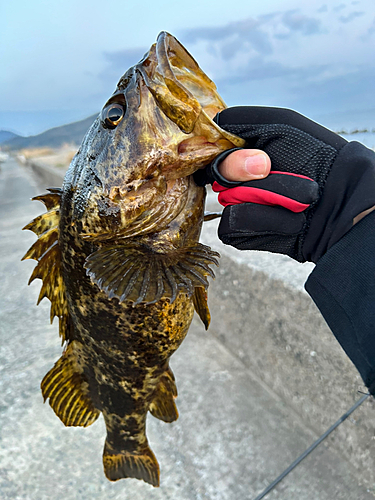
101, 103, 126, 129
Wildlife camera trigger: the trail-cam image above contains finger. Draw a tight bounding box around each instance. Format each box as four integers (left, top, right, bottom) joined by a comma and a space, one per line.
218, 203, 305, 251
218, 149, 271, 182
213, 172, 319, 213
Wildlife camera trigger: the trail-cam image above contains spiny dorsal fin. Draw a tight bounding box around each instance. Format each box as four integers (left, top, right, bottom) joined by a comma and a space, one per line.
32, 188, 62, 210
41, 341, 100, 427
84, 242, 220, 306
149, 367, 178, 423
22, 189, 70, 342
22, 229, 58, 261
23, 209, 59, 236
193, 287, 211, 330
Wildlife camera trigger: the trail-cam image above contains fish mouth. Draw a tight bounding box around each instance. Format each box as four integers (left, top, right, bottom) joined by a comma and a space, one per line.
107, 176, 164, 205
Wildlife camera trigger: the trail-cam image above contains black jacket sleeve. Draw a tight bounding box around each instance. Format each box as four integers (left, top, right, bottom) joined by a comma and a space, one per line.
305, 210, 375, 394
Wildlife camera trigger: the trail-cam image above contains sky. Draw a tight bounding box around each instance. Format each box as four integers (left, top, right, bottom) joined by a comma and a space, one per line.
1, 0, 375, 136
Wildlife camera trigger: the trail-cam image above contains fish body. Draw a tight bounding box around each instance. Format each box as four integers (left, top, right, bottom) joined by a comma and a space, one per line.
23, 32, 244, 486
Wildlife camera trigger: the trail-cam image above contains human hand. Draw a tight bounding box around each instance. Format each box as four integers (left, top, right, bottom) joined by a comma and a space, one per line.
196, 106, 375, 263
218, 149, 375, 225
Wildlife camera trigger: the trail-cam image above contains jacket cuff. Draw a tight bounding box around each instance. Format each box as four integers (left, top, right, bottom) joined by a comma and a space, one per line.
303, 141, 375, 262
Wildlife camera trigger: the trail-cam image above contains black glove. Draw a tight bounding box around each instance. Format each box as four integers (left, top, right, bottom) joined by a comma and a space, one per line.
195, 106, 375, 263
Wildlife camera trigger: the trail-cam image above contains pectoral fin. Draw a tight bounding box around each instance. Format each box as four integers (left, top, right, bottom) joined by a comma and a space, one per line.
84, 242, 219, 305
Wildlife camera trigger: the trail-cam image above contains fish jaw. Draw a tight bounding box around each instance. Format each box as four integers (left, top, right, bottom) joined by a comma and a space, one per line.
76, 175, 192, 242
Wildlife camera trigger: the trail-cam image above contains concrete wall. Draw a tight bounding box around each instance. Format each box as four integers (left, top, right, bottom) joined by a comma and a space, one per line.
26, 160, 65, 189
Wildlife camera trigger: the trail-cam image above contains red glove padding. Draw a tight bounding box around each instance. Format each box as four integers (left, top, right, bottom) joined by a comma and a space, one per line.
212, 171, 319, 213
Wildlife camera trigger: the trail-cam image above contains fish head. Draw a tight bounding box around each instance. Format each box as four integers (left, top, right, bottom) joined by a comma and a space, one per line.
66, 32, 244, 240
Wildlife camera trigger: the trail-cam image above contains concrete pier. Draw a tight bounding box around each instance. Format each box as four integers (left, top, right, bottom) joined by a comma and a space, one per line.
1, 157, 374, 499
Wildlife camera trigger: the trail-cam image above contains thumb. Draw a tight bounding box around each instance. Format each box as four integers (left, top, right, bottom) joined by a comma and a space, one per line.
218, 149, 271, 182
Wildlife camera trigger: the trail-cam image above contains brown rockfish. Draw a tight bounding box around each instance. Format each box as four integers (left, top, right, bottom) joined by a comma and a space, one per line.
23, 32, 244, 487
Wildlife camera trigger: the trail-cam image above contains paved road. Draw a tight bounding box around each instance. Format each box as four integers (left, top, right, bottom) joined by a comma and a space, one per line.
0, 157, 374, 499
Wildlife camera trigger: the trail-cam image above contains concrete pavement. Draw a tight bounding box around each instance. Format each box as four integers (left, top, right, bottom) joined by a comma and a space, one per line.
0, 157, 374, 499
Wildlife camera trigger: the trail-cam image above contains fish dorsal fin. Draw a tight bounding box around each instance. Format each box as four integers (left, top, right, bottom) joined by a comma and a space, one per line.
193, 287, 211, 330
41, 341, 100, 427
32, 188, 62, 210
22, 189, 70, 342
84, 242, 219, 306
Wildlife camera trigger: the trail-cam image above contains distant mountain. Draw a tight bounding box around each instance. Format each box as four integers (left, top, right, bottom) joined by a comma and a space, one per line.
0, 130, 21, 144
2, 114, 98, 150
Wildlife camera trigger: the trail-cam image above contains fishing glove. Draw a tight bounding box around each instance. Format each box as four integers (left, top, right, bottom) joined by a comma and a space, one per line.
195, 106, 375, 263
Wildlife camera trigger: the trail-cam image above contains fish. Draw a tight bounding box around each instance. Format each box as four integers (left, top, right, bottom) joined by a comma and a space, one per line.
22, 32, 245, 487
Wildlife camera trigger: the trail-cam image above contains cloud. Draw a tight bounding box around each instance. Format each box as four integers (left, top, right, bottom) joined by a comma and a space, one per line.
99, 47, 148, 90
91, 47, 149, 107
182, 18, 273, 57
176, 5, 374, 121
290, 64, 375, 117
216, 57, 328, 85
97, 4, 374, 125
104, 48, 148, 66
181, 10, 323, 64
368, 17, 375, 36
281, 10, 322, 35
214, 62, 375, 123
178, 9, 362, 90
333, 3, 347, 12
339, 11, 364, 23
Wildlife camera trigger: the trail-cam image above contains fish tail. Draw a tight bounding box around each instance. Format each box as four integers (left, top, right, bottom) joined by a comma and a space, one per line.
103, 441, 160, 487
